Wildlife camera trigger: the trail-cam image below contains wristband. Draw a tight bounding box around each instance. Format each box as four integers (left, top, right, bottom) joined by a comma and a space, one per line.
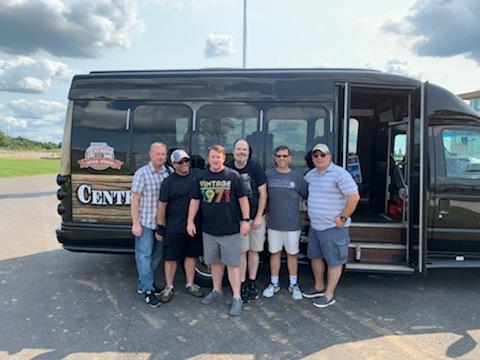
242, 218, 250, 222
339, 216, 348, 223
156, 224, 165, 236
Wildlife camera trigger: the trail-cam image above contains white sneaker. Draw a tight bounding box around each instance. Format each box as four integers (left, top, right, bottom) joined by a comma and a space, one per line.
262, 283, 280, 298
288, 283, 303, 300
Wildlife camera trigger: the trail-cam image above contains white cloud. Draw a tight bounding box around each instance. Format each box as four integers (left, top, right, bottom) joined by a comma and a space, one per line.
0, 116, 28, 129
0, 0, 144, 58
0, 56, 73, 94
155, 0, 232, 10
384, 59, 426, 81
7, 99, 67, 119
382, 0, 480, 65
204, 34, 236, 58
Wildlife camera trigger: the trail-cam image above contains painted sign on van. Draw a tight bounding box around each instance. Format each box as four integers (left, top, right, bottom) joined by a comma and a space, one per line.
78, 142, 124, 171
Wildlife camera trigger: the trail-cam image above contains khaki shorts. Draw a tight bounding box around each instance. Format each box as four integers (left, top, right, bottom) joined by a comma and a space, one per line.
267, 228, 301, 255
240, 216, 266, 253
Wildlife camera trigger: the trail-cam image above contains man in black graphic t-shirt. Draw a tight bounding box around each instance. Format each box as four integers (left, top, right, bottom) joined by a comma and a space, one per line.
187, 145, 250, 316
156, 149, 203, 303
226, 139, 267, 303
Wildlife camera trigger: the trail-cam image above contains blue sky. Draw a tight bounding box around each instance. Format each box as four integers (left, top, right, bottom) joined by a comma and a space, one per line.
0, 0, 479, 143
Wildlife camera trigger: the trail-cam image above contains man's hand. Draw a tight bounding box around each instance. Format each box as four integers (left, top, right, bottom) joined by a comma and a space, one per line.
187, 221, 196, 237
253, 215, 262, 230
131, 223, 142, 237
240, 221, 250, 236
333, 217, 345, 228
155, 233, 163, 241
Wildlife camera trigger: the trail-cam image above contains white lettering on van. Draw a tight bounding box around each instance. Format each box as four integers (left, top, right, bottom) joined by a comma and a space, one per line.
76, 184, 131, 206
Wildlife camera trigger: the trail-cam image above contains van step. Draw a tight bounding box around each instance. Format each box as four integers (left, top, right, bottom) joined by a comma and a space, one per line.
426, 259, 480, 269
350, 225, 404, 244
346, 263, 414, 273
348, 242, 406, 264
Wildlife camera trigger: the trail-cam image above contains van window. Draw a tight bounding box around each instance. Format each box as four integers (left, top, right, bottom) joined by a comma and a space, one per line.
266, 105, 326, 171
349, 118, 359, 154
71, 101, 130, 174
192, 104, 258, 163
132, 105, 191, 169
393, 133, 407, 163
442, 129, 480, 179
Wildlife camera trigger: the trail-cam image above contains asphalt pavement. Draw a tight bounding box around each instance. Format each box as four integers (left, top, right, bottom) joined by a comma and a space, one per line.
0, 175, 479, 360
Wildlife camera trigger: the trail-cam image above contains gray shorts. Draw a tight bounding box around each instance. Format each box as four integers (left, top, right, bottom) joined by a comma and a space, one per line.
307, 227, 350, 266
202, 232, 241, 267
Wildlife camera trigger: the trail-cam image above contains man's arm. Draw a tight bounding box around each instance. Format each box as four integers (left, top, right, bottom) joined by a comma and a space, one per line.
253, 183, 267, 229
155, 201, 167, 241
239, 195, 250, 236
334, 193, 360, 228
186, 199, 200, 236
130, 192, 142, 237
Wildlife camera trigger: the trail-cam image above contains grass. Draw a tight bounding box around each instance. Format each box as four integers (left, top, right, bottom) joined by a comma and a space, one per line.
0, 158, 60, 178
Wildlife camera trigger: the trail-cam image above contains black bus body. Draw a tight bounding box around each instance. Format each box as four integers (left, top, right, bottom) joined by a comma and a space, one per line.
56, 68, 480, 275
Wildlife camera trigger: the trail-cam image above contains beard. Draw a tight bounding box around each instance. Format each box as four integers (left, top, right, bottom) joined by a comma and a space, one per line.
234, 153, 248, 163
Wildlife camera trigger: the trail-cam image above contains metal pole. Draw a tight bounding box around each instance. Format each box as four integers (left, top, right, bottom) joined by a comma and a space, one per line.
243, 0, 247, 68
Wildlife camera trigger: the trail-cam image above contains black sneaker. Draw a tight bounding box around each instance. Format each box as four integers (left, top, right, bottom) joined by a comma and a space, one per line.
144, 291, 162, 308
302, 286, 325, 299
138, 283, 162, 296
248, 279, 260, 300
241, 281, 250, 303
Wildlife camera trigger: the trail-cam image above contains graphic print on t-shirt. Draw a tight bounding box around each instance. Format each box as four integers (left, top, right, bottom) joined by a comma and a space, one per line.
199, 179, 232, 203
268, 178, 296, 189
240, 173, 253, 197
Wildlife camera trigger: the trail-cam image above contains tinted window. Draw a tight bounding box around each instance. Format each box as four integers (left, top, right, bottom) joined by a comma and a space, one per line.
349, 118, 359, 154
442, 129, 480, 179
192, 104, 258, 166
266, 105, 326, 172
132, 105, 191, 169
71, 101, 130, 174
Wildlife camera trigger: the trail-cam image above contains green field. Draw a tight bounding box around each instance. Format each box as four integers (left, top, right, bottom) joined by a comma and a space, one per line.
0, 158, 60, 178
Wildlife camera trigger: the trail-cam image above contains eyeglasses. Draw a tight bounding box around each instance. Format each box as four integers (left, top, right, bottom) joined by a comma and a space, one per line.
275, 154, 290, 158
176, 158, 190, 165
312, 152, 328, 158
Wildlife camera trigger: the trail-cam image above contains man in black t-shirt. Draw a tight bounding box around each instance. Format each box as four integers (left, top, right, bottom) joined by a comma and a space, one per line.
156, 149, 203, 303
187, 145, 250, 316
226, 139, 267, 303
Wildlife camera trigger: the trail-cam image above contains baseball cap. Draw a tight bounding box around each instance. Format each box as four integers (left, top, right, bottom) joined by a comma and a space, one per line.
170, 149, 190, 163
312, 143, 330, 154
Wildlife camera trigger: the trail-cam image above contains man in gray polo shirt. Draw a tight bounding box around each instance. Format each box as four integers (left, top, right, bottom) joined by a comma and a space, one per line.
303, 143, 360, 308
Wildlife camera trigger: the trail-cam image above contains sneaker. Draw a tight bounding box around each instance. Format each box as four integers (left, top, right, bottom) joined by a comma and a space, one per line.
248, 280, 260, 300
241, 282, 250, 303
288, 283, 303, 300
160, 286, 174, 303
229, 298, 243, 316
201, 290, 224, 305
137, 283, 162, 296
262, 283, 280, 298
144, 291, 162, 308
302, 286, 325, 299
185, 283, 203, 298
312, 295, 336, 308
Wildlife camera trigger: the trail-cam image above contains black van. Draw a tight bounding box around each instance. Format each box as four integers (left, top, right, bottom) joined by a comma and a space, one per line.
56, 68, 480, 278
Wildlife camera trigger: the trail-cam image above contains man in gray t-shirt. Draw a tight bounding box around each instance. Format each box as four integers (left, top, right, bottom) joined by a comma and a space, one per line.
262, 145, 308, 300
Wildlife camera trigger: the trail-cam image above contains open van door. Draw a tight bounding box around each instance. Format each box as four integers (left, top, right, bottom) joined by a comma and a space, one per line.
407, 83, 428, 274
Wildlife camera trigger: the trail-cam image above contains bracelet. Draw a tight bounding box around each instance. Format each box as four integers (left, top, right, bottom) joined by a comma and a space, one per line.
156, 224, 165, 236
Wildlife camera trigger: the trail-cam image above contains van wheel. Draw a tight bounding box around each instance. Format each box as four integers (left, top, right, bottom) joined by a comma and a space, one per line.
194, 257, 212, 288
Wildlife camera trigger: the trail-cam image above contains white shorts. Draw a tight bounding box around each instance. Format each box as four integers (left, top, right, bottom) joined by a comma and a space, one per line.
267, 229, 301, 255
240, 216, 266, 253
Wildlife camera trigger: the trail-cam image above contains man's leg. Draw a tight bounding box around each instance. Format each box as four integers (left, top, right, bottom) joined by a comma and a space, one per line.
164, 260, 177, 287
286, 253, 298, 281
211, 262, 224, 292
324, 264, 343, 300
240, 251, 248, 283
151, 239, 163, 274
269, 251, 281, 279
184, 257, 196, 285
247, 250, 260, 280
311, 258, 326, 290
135, 227, 155, 293
227, 265, 241, 299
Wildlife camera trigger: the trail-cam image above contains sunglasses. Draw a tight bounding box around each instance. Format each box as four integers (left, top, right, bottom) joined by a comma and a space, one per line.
312, 152, 328, 158
275, 154, 290, 158
176, 158, 190, 165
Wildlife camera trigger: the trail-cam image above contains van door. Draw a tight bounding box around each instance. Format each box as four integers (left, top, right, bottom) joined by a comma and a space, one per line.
429, 125, 480, 256
407, 84, 428, 273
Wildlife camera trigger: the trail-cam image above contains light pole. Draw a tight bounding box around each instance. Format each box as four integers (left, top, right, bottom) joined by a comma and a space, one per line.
242, 0, 247, 68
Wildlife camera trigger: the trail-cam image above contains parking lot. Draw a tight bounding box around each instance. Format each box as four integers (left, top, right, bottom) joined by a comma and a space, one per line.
1, 175, 479, 359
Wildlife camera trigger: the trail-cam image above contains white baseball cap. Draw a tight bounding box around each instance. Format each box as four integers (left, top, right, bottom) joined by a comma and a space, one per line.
170, 149, 190, 163
312, 143, 330, 154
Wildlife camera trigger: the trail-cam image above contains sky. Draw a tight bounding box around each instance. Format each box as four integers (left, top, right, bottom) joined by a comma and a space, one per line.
0, 0, 479, 143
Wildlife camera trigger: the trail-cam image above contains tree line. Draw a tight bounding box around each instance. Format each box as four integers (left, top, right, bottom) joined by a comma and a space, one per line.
0, 130, 61, 150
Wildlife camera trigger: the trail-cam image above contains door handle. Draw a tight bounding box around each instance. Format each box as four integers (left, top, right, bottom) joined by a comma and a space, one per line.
438, 198, 449, 216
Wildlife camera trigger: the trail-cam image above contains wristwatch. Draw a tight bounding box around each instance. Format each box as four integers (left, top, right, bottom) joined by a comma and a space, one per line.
339, 216, 348, 223
242, 218, 250, 222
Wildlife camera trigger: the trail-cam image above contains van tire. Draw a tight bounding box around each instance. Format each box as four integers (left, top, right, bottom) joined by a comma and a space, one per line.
194, 257, 213, 288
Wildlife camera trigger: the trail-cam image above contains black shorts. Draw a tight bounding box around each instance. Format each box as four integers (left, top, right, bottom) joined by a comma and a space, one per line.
163, 233, 202, 261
